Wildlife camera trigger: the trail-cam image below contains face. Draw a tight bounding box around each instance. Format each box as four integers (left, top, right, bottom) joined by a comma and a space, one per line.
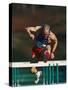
44, 27, 50, 35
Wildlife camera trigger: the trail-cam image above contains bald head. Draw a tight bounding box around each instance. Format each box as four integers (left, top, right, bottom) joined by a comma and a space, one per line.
43, 24, 50, 34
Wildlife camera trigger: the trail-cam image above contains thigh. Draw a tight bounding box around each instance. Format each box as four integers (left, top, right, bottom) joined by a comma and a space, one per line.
46, 45, 51, 53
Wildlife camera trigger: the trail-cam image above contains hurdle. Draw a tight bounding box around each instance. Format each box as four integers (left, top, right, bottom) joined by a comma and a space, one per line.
56, 63, 59, 83
9, 60, 66, 67
9, 60, 66, 86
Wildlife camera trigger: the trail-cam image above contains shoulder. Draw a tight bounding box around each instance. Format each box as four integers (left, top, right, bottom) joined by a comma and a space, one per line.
50, 31, 56, 36
50, 31, 54, 35
49, 31, 57, 40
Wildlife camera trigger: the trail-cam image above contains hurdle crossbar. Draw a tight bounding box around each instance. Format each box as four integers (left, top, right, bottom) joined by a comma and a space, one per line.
9, 60, 66, 68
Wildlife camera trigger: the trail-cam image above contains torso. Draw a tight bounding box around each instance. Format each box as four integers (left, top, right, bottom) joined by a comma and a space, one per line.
35, 30, 51, 48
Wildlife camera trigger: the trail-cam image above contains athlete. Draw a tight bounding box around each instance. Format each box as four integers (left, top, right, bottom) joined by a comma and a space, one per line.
25, 24, 58, 84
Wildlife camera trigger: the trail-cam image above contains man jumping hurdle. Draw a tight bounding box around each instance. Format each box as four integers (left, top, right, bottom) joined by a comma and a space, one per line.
25, 24, 58, 84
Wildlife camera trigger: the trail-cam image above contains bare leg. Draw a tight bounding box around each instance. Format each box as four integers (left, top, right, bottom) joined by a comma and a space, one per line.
46, 45, 51, 54
44, 45, 51, 61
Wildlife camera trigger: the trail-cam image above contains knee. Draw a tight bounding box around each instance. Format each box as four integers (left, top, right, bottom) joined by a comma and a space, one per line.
31, 67, 37, 73
44, 50, 51, 59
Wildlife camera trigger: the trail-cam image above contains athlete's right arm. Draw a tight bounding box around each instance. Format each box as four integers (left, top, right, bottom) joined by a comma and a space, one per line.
25, 26, 41, 40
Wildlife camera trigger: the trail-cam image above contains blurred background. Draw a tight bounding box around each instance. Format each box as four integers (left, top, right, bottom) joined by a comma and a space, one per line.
11, 3, 66, 62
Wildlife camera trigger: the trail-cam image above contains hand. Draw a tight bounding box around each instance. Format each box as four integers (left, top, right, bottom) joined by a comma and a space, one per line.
30, 34, 35, 40
35, 26, 42, 30
51, 53, 54, 59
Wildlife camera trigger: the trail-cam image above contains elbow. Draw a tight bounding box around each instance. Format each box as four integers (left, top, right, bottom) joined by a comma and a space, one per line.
56, 38, 58, 46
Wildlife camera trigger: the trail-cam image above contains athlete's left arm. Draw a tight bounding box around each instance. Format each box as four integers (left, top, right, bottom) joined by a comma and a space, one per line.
50, 32, 58, 53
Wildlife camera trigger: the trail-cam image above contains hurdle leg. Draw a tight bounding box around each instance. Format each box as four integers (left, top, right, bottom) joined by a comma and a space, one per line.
43, 67, 45, 85
56, 64, 59, 83
49, 64, 51, 84
17, 68, 20, 86
14, 68, 17, 87
12, 68, 14, 86
45, 66, 48, 84
17, 68, 22, 86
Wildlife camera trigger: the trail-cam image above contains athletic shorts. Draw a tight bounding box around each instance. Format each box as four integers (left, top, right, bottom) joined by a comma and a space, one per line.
32, 45, 43, 57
